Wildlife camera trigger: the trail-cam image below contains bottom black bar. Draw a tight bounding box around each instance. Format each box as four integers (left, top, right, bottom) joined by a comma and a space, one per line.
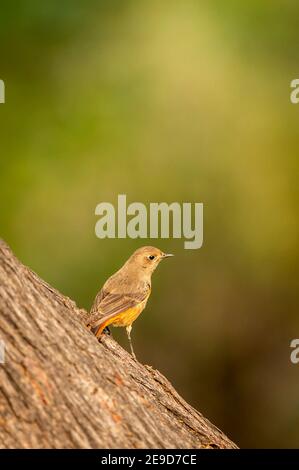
0, 449, 298, 467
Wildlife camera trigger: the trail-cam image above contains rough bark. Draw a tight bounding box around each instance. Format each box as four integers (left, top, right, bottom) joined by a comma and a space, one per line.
0, 239, 237, 449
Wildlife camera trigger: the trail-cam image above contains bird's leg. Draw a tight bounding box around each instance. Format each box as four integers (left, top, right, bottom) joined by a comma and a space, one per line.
126, 325, 136, 360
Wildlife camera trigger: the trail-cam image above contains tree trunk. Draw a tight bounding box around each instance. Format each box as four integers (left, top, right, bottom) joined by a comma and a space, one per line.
0, 239, 237, 449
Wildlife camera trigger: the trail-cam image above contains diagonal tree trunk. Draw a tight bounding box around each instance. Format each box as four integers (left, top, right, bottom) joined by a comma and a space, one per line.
0, 239, 237, 449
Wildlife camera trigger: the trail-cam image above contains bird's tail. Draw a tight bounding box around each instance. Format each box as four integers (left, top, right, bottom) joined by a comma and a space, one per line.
90, 325, 100, 336
87, 320, 110, 339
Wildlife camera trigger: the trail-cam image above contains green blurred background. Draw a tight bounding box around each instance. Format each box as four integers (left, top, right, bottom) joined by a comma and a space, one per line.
0, 0, 298, 448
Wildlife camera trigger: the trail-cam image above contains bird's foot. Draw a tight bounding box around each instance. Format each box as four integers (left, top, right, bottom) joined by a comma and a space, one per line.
103, 326, 111, 336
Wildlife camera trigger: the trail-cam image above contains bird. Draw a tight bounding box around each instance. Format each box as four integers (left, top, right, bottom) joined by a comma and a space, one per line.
86, 246, 173, 359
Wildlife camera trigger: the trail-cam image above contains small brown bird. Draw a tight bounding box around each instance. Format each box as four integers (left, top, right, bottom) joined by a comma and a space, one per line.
87, 246, 173, 359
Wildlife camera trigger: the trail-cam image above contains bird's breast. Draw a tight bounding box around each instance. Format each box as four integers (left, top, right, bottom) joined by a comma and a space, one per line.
112, 298, 148, 327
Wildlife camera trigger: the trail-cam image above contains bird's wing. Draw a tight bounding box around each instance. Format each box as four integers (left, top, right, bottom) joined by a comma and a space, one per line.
88, 287, 150, 329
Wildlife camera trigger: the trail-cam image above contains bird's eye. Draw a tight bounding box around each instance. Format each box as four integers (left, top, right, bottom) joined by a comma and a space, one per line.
148, 255, 155, 260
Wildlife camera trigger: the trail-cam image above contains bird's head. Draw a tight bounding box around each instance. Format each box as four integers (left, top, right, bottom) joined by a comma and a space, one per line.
128, 246, 174, 275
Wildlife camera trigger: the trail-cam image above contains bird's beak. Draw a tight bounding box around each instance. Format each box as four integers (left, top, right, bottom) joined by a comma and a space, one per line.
162, 253, 174, 258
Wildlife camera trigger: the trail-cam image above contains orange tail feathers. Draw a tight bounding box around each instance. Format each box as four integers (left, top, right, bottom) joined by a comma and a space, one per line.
91, 319, 110, 339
